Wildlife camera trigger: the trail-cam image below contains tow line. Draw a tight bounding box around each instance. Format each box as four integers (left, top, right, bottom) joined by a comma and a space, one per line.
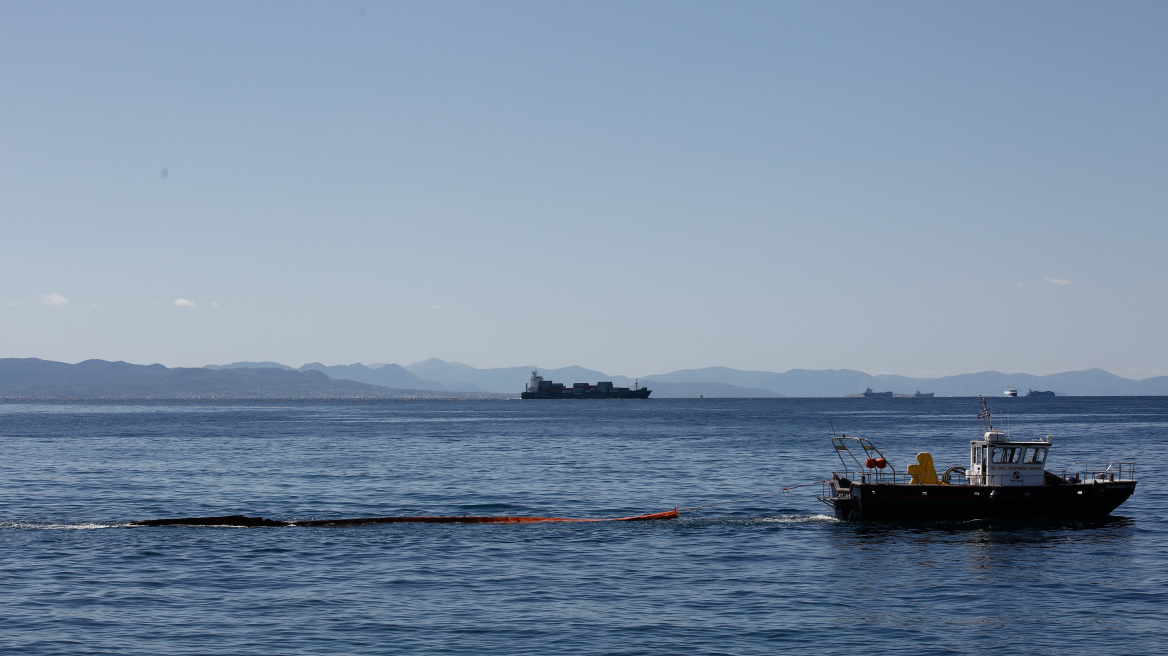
677, 480, 828, 512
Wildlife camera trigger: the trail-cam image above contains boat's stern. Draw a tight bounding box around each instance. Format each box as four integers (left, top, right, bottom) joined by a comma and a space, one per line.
819, 475, 862, 521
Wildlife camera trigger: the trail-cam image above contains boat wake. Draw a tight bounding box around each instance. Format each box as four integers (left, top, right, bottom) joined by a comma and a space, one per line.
0, 521, 121, 530
759, 513, 839, 524
663, 513, 839, 527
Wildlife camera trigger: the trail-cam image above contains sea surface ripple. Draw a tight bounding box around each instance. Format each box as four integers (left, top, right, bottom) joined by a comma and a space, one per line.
2, 397, 1165, 655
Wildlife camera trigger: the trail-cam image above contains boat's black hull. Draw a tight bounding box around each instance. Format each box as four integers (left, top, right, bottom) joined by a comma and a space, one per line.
827, 481, 1136, 522
520, 390, 651, 399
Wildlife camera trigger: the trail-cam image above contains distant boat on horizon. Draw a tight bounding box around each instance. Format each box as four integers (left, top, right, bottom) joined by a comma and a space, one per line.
1027, 389, 1056, 397
862, 387, 894, 399
1004, 388, 1018, 397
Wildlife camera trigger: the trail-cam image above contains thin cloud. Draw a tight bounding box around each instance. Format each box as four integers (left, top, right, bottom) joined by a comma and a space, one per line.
1044, 277, 1073, 286
40, 293, 70, 307
174, 298, 197, 308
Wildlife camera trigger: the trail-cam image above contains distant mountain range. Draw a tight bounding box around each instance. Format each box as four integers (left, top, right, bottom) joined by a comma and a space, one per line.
0, 359, 499, 400
642, 366, 1168, 397
207, 359, 654, 395
206, 361, 1168, 397
4, 358, 1168, 399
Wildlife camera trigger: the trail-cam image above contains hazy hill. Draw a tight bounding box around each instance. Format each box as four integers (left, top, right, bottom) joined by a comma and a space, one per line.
403, 360, 640, 394
210, 359, 779, 396
640, 380, 781, 398
645, 367, 874, 397
867, 368, 1168, 397
298, 362, 453, 391
216, 359, 771, 398
405, 358, 479, 388
0, 358, 472, 400
206, 361, 294, 371
646, 366, 1168, 397
397, 361, 774, 397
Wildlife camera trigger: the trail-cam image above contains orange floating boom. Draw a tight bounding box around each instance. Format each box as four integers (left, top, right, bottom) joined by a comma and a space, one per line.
130, 509, 679, 528
295, 509, 678, 526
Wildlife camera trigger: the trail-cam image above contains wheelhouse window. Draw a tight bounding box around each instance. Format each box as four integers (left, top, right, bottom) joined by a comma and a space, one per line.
1022, 447, 1047, 464
991, 447, 1020, 464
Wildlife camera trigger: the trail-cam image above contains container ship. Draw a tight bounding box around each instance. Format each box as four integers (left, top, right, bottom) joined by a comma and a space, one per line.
521, 371, 651, 399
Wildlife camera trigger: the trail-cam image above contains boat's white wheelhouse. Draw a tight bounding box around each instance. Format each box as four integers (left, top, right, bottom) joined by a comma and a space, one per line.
968, 429, 1051, 486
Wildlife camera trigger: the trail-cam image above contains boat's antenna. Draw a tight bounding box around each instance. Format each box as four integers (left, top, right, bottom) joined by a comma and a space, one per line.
828, 419, 838, 438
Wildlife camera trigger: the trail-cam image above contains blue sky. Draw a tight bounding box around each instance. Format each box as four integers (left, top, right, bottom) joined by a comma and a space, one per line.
2, 1, 1166, 378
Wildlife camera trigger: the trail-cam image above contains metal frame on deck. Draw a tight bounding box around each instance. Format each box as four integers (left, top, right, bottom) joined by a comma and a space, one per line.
830, 436, 904, 483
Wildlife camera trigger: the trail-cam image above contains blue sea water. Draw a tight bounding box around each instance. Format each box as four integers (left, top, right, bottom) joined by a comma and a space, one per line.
1, 397, 1165, 655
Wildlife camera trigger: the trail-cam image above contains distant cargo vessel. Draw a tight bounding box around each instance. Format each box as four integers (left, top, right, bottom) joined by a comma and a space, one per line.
1027, 389, 1056, 397
862, 387, 893, 399
521, 371, 651, 399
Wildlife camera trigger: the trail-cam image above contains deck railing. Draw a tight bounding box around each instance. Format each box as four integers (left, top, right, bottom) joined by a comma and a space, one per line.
1061, 462, 1136, 483
828, 461, 1136, 490
831, 471, 915, 485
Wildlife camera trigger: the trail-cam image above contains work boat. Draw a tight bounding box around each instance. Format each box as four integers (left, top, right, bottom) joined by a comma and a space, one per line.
819, 398, 1137, 522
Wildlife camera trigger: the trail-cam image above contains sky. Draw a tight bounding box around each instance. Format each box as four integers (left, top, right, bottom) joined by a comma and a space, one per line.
2, 1, 1166, 379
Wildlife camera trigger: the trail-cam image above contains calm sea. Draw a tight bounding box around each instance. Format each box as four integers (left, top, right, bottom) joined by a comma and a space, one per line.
2, 397, 1165, 655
